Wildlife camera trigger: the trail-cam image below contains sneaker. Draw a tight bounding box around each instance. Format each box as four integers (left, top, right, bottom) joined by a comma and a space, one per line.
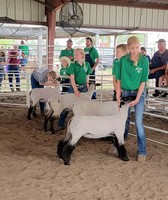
152, 91, 161, 97
161, 92, 167, 97
16, 88, 21, 92
137, 155, 146, 162
11, 88, 14, 92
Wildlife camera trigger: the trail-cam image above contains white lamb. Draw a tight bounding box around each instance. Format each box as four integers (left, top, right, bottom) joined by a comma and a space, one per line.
27, 85, 60, 120
44, 84, 95, 133
72, 99, 118, 116
57, 101, 129, 165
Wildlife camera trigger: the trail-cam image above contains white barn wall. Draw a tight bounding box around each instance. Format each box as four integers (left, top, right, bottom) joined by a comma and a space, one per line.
56, 3, 168, 31
0, 0, 46, 23
0, 1, 168, 31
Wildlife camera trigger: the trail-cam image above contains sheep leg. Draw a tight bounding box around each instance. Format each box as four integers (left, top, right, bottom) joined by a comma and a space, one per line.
44, 110, 53, 132
32, 106, 37, 117
118, 145, 129, 161
50, 116, 57, 134
111, 136, 129, 161
61, 142, 75, 165
27, 106, 34, 120
57, 140, 68, 159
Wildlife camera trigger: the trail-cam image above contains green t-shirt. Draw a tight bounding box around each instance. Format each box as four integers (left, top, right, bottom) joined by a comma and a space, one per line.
60, 67, 69, 81
84, 47, 99, 65
59, 48, 74, 60
67, 61, 92, 85
18, 45, 29, 56
116, 54, 149, 90
112, 58, 119, 76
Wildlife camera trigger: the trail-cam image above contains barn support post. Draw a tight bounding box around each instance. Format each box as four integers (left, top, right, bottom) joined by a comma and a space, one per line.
38, 34, 43, 67
47, 10, 56, 70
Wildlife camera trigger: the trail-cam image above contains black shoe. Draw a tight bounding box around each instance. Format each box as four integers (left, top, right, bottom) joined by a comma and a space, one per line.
152, 91, 161, 97
11, 88, 14, 92
161, 92, 167, 97
16, 88, 21, 92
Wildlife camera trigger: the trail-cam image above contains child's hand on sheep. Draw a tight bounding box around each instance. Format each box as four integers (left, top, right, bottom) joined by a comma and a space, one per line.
74, 89, 80, 97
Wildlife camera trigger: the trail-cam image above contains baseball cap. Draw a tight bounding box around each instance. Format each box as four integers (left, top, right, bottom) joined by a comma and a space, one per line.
66, 39, 73, 43
156, 39, 166, 43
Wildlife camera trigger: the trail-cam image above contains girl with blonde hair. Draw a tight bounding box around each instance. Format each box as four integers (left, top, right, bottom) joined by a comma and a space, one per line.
67, 48, 92, 96
116, 36, 149, 162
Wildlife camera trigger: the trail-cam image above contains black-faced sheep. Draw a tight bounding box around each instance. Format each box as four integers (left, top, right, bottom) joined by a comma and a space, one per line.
57, 101, 130, 165
43, 84, 95, 134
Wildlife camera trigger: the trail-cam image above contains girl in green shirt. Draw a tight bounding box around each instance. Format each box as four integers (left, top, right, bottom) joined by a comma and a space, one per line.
67, 48, 92, 96
116, 36, 149, 162
59, 56, 71, 93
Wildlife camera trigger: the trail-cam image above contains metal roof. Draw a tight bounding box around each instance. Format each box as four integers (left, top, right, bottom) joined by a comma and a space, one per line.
0, 0, 168, 39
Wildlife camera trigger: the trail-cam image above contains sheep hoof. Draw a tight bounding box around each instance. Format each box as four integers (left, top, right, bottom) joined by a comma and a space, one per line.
33, 112, 37, 117
118, 145, 129, 162
44, 128, 49, 132
27, 115, 31, 120
50, 131, 55, 135
64, 160, 70, 165
57, 140, 66, 159
121, 155, 129, 161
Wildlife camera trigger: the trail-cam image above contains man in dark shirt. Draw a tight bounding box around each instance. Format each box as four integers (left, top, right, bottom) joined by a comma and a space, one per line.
149, 39, 168, 97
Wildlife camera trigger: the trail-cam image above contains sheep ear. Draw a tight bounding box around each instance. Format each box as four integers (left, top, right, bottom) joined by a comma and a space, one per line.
120, 101, 125, 108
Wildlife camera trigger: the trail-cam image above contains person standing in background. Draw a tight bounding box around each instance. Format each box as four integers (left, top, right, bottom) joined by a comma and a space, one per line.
18, 40, 29, 68
140, 47, 151, 63
0, 50, 5, 90
84, 36, 99, 99
8, 45, 22, 92
59, 39, 74, 61
112, 44, 128, 101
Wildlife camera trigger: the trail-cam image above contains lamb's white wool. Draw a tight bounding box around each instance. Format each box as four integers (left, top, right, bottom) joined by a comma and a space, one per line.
67, 103, 129, 146
29, 85, 60, 107
72, 99, 118, 116
48, 84, 95, 116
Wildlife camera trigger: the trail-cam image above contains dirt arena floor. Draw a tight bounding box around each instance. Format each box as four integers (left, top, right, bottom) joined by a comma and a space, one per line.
0, 93, 168, 200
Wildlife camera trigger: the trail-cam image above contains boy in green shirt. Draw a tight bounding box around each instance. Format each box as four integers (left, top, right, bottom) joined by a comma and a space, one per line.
84, 36, 99, 99
112, 44, 127, 101
59, 39, 74, 61
116, 36, 149, 162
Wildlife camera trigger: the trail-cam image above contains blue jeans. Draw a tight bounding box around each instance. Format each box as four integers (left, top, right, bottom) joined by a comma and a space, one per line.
31, 74, 45, 113
0, 69, 4, 89
68, 84, 88, 93
58, 85, 88, 128
8, 65, 20, 90
20, 57, 28, 67
148, 70, 165, 92
89, 70, 96, 99
122, 90, 146, 156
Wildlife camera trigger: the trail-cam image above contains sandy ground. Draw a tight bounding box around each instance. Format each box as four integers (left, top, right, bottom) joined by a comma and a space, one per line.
0, 93, 168, 200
